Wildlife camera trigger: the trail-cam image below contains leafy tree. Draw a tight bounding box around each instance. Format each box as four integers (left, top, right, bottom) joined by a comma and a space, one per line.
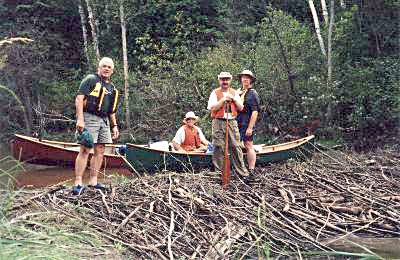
0, 1, 82, 140
331, 1, 400, 148
251, 10, 325, 136
0, 0, 398, 149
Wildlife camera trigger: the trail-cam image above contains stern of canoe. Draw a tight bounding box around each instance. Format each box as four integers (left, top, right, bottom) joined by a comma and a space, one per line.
256, 135, 315, 165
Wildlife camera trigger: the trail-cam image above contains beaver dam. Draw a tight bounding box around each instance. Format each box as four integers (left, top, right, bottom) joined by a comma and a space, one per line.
5, 147, 400, 258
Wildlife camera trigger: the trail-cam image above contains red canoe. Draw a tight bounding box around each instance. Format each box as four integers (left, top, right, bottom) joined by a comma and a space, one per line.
10, 134, 126, 169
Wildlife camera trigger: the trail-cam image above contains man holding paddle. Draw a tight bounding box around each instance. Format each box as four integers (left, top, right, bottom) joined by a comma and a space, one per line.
207, 71, 250, 186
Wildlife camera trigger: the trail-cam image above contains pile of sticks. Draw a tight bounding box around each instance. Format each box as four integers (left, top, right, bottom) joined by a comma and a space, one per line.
11, 148, 400, 258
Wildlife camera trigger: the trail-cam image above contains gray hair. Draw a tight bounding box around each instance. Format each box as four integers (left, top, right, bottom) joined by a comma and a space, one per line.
98, 57, 114, 69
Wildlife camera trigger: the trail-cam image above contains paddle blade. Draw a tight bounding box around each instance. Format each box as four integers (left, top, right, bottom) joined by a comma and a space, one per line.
222, 108, 231, 188
222, 154, 230, 187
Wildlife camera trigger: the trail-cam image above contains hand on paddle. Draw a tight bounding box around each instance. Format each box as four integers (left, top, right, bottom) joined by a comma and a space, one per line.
223, 93, 234, 102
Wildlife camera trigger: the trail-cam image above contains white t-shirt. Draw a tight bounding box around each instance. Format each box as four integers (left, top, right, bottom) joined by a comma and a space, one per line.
207, 89, 241, 119
173, 125, 207, 145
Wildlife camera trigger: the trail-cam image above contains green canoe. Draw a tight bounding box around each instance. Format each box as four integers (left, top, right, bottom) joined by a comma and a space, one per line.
125, 135, 315, 173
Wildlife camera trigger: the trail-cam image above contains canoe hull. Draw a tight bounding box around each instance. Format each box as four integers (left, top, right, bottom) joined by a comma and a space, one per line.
126, 135, 315, 172
10, 134, 125, 168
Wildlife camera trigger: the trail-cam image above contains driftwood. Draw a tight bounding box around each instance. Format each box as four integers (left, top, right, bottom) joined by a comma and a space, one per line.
8, 148, 400, 258
0, 37, 33, 47
323, 235, 400, 258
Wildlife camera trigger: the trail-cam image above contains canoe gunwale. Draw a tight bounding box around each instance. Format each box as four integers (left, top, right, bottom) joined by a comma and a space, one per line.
11, 134, 125, 168
126, 135, 315, 156
125, 135, 316, 172
13, 134, 122, 159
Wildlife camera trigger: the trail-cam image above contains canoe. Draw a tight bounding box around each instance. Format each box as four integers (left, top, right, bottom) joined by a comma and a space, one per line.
10, 134, 126, 168
125, 135, 315, 172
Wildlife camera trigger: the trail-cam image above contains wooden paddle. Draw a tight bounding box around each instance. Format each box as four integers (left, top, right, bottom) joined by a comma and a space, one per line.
222, 101, 231, 187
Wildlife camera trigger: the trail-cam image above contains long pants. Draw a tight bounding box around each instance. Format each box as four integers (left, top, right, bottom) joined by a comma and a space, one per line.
212, 118, 249, 177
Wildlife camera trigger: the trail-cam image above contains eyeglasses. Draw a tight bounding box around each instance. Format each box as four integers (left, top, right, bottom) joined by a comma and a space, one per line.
219, 78, 231, 81
186, 118, 195, 121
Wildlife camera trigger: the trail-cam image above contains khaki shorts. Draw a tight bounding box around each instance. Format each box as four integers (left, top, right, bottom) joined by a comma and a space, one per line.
83, 112, 112, 144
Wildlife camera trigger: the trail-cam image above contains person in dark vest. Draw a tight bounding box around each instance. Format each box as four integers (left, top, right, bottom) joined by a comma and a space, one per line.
73, 57, 120, 195
236, 70, 261, 175
172, 111, 210, 152
207, 71, 250, 182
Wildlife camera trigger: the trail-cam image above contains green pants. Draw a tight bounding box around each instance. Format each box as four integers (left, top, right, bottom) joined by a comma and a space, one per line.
212, 118, 249, 177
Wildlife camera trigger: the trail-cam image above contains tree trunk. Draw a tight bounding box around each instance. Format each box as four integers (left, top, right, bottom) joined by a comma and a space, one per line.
327, 0, 335, 86
309, 0, 326, 57
85, 0, 100, 62
78, 0, 90, 64
119, 0, 131, 131
326, 0, 335, 125
20, 81, 33, 134
93, 1, 100, 48
104, 3, 111, 33
321, 0, 329, 26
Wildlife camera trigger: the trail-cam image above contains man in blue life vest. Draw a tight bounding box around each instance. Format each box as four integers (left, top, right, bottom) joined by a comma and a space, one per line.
73, 57, 120, 195
207, 71, 250, 183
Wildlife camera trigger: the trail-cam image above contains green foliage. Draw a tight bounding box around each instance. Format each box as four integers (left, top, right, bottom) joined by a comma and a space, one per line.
330, 1, 400, 148
126, 9, 325, 141
127, 43, 243, 142
0, 0, 84, 141
0, 0, 398, 149
252, 9, 325, 132
0, 214, 116, 259
268, 0, 311, 23
116, 5, 399, 148
335, 57, 400, 149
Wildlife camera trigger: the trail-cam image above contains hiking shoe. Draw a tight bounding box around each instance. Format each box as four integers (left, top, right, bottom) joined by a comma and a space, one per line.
72, 185, 86, 195
88, 183, 108, 191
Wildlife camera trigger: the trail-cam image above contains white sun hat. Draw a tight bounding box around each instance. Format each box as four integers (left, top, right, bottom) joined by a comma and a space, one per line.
184, 111, 199, 122
217, 71, 233, 79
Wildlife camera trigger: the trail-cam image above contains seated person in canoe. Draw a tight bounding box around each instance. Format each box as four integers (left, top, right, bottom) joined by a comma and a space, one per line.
172, 111, 210, 152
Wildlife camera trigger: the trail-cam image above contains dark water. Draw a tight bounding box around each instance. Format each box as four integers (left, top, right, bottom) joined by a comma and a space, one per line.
14, 166, 131, 188
0, 142, 131, 189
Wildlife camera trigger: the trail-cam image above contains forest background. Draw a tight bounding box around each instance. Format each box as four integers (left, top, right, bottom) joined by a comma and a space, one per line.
0, 0, 399, 150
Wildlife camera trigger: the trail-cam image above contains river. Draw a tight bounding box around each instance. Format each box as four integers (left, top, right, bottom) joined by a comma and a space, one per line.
0, 143, 130, 189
